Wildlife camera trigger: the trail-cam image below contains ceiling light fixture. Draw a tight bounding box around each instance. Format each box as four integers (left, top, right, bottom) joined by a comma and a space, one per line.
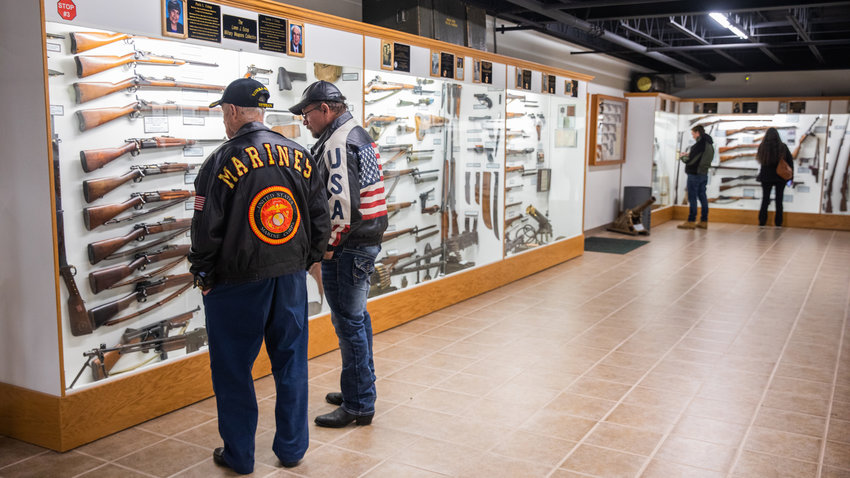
709, 12, 749, 40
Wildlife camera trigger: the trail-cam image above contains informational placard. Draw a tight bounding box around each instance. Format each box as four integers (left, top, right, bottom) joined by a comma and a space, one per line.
187, 0, 221, 43
393, 43, 410, 72
258, 14, 287, 53
222, 14, 257, 43
440, 52, 455, 79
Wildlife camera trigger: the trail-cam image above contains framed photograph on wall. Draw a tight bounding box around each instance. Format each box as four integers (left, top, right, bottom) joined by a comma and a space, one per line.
472, 60, 481, 83
455, 56, 464, 81
380, 40, 393, 70
440, 52, 455, 79
588, 94, 628, 166
288, 22, 304, 57
162, 0, 188, 39
480, 61, 492, 84
430, 50, 440, 77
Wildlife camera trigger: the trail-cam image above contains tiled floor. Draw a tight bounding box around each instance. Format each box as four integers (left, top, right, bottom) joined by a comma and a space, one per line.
2, 221, 849, 477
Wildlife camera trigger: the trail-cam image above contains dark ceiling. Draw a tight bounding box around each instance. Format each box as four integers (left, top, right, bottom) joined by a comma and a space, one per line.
468, 0, 850, 79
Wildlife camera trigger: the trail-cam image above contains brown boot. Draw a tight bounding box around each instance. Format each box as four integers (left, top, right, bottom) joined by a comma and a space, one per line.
696, 221, 708, 229
677, 221, 697, 230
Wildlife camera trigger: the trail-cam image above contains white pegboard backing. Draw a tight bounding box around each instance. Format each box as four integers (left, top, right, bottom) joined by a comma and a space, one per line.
305, 23, 362, 68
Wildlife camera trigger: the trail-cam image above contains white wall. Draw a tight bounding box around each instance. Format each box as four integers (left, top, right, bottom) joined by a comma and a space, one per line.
672, 70, 850, 98
583, 84, 629, 230
0, 0, 62, 395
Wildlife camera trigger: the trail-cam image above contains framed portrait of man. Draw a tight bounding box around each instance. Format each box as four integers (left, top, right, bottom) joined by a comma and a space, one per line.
455, 56, 464, 81
162, 0, 187, 39
381, 40, 393, 70
288, 22, 305, 57
430, 50, 440, 77
472, 60, 481, 83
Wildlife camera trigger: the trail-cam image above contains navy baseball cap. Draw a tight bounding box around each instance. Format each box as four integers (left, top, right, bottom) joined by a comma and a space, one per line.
209, 78, 274, 108
289, 81, 346, 115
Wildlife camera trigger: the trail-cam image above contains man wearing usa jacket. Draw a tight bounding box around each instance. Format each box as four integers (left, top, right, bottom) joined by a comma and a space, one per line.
290, 81, 388, 428
190, 78, 330, 473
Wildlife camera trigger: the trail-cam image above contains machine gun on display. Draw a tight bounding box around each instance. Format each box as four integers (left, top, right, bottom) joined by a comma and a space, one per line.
68, 308, 205, 388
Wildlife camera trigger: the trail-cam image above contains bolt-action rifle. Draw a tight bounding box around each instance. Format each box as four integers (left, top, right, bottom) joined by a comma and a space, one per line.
70, 31, 144, 54
85, 273, 194, 331
80, 136, 223, 172
386, 201, 416, 213
77, 100, 221, 132
87, 217, 192, 265
88, 244, 190, 294
83, 189, 195, 230
792, 115, 823, 159
82, 163, 199, 203
381, 224, 437, 242
717, 143, 761, 154
719, 153, 757, 163
75, 51, 218, 78
73, 74, 225, 104
364, 114, 404, 128
708, 195, 756, 203
383, 167, 440, 183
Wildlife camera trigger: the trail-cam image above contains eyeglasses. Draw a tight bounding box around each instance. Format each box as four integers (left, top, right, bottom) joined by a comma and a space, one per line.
301, 105, 321, 118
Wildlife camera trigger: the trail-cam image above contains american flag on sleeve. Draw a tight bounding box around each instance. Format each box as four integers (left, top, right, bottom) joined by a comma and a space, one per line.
357, 143, 387, 220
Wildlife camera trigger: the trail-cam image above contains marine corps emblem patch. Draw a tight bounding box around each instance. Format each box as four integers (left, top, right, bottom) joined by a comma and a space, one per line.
248, 186, 300, 245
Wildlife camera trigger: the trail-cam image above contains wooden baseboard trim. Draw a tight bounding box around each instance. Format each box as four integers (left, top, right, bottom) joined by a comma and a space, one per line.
1, 236, 583, 451
672, 206, 850, 231
650, 206, 673, 226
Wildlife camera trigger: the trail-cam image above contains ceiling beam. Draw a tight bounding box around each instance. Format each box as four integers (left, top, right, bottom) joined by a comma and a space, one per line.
668, 19, 746, 66
568, 1, 850, 21
786, 14, 826, 63
499, 0, 704, 74
646, 38, 850, 51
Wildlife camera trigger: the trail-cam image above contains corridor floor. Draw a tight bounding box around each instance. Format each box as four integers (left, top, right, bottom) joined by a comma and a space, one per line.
2, 222, 849, 477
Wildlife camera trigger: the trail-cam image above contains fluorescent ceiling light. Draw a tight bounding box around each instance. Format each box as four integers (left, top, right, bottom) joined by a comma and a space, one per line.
709, 12, 749, 40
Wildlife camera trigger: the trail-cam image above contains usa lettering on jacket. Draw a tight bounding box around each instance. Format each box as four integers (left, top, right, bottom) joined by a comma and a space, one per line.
216, 143, 312, 189
326, 147, 348, 221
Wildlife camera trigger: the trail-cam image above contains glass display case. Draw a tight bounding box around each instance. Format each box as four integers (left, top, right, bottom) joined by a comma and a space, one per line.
652, 110, 679, 206
46, 21, 363, 389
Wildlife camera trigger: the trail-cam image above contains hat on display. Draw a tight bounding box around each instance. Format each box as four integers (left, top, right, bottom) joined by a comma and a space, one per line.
289, 81, 346, 115
209, 78, 274, 109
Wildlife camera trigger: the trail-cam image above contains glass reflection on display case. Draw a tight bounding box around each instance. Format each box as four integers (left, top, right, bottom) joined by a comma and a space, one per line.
652, 111, 679, 206
363, 70, 505, 298
504, 89, 586, 256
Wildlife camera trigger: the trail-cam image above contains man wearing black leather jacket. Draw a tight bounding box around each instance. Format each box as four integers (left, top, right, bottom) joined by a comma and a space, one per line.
290, 81, 388, 428
190, 78, 329, 474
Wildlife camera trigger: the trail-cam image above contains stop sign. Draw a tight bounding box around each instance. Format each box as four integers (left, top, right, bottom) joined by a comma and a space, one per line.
57, 0, 76, 20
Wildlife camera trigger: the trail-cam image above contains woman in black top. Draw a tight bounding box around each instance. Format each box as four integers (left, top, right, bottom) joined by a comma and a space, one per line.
756, 127, 794, 226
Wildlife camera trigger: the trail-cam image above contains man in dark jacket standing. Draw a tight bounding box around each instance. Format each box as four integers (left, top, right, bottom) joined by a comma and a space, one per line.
678, 124, 714, 229
190, 78, 330, 474
290, 81, 388, 428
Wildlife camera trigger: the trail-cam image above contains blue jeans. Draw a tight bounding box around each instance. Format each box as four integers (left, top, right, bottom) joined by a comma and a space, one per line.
203, 273, 309, 474
322, 244, 380, 416
687, 174, 709, 222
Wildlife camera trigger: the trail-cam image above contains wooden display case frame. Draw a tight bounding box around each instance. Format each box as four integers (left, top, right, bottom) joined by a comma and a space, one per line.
588, 94, 628, 166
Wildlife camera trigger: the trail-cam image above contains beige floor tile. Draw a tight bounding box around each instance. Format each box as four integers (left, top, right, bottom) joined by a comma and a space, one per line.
604, 403, 680, 434
560, 444, 647, 478
654, 435, 737, 472
407, 388, 480, 415
824, 440, 850, 470
115, 439, 209, 477
671, 415, 746, 447
762, 389, 831, 417
75, 426, 165, 461
753, 406, 827, 438
460, 398, 539, 428
486, 381, 560, 409
685, 397, 758, 425
372, 378, 428, 404
743, 426, 822, 463
137, 407, 217, 436
386, 364, 452, 387
639, 371, 703, 395
829, 418, 850, 444
392, 437, 484, 476
331, 426, 420, 459
189, 396, 220, 416
520, 409, 596, 442
0, 451, 105, 478
584, 364, 646, 385
730, 450, 818, 477
622, 386, 694, 412
456, 452, 553, 477
172, 459, 279, 477
822, 466, 850, 478
0, 437, 46, 469
544, 392, 618, 420
360, 461, 449, 477
490, 430, 576, 466
833, 400, 850, 421
284, 445, 381, 478
583, 422, 663, 456
641, 459, 725, 478
433, 372, 504, 396
75, 463, 155, 478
